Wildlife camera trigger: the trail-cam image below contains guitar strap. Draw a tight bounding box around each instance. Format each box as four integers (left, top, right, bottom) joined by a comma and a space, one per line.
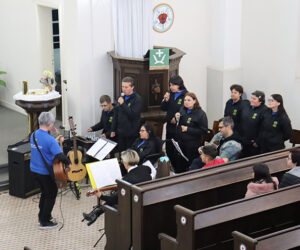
33, 132, 55, 181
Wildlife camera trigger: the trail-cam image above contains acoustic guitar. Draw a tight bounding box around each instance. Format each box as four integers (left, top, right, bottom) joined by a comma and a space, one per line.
52, 127, 69, 188
67, 116, 87, 182
86, 185, 118, 197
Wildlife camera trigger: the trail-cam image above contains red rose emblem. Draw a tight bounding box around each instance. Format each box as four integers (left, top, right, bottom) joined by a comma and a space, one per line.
159, 13, 167, 24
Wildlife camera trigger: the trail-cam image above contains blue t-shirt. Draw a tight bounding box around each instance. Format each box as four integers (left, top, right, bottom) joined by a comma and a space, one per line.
30, 129, 62, 175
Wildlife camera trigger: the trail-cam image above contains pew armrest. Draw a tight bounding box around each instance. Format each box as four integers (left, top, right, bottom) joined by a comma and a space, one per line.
159, 233, 178, 250
232, 231, 258, 250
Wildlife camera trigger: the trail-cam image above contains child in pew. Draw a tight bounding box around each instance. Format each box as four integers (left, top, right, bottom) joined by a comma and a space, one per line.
245, 163, 279, 198
199, 145, 225, 168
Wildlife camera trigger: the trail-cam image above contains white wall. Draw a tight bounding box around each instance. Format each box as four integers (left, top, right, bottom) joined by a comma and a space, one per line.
0, 0, 114, 135
1, 0, 299, 134
152, 0, 212, 112
0, 0, 42, 114
242, 0, 300, 129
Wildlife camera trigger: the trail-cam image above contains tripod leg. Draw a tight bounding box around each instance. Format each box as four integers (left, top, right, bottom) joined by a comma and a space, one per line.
93, 231, 105, 248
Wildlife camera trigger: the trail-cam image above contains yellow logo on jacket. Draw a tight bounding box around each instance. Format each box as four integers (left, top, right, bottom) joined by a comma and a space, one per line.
177, 99, 182, 105
128, 103, 131, 107
233, 109, 237, 116
109, 116, 113, 123
273, 121, 278, 128
187, 118, 192, 124
252, 113, 257, 119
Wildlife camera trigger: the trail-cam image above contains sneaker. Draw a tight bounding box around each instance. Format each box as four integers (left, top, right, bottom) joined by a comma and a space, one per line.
38, 216, 56, 225
40, 221, 58, 230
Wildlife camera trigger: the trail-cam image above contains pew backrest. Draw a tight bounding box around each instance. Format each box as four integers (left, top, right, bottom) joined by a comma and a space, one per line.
131, 149, 293, 249
159, 184, 300, 250
232, 225, 300, 250
104, 147, 299, 250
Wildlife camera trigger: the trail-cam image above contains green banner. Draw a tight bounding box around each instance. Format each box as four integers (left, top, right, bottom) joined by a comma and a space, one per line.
149, 48, 169, 70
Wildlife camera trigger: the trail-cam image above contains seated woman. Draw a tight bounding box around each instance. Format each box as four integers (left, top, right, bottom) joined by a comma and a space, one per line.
200, 145, 225, 168
131, 124, 158, 163
83, 150, 151, 225
245, 163, 279, 198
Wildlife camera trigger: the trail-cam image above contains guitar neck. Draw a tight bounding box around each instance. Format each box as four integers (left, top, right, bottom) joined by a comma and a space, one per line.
72, 135, 78, 160
86, 185, 118, 197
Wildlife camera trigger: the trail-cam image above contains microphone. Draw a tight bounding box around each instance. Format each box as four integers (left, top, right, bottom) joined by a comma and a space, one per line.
162, 91, 170, 102
116, 93, 125, 107
175, 112, 181, 126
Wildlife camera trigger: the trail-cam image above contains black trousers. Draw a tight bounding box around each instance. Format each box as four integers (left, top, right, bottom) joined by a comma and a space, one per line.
117, 134, 137, 176
33, 173, 58, 225
118, 134, 137, 152
166, 132, 178, 172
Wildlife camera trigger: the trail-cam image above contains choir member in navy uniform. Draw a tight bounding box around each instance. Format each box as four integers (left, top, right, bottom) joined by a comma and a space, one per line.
111, 76, 143, 152
224, 84, 249, 134
161, 75, 187, 170
240, 90, 267, 157
175, 92, 208, 173
131, 124, 158, 164
259, 94, 292, 153
87, 95, 116, 141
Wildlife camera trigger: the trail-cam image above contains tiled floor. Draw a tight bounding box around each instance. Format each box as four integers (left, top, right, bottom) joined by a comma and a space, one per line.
0, 186, 106, 250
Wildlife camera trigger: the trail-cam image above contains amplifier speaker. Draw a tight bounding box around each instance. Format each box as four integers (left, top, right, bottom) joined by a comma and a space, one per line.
7, 142, 40, 198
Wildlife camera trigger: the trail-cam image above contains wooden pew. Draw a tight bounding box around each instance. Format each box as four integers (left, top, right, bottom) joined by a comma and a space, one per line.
232, 225, 300, 250
103, 147, 296, 250
159, 184, 300, 250
130, 149, 292, 250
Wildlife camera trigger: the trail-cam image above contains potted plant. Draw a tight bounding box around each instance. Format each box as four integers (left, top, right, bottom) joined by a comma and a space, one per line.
0, 71, 7, 87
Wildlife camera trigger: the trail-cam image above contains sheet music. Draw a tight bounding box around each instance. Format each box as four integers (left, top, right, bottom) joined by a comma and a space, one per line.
86, 137, 117, 160
86, 158, 122, 189
142, 160, 157, 179
171, 139, 189, 162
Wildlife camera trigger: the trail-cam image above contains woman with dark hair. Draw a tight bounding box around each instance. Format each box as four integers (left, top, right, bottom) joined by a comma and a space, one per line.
161, 75, 187, 169
245, 163, 279, 198
240, 90, 267, 157
175, 92, 208, 173
131, 124, 158, 163
259, 94, 292, 153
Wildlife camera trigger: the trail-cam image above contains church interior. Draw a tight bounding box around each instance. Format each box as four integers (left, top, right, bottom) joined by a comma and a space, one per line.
1, 0, 300, 249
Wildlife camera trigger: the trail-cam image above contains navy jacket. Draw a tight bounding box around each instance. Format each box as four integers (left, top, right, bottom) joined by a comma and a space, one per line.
259, 109, 292, 153
161, 89, 187, 135
112, 92, 143, 138
224, 99, 249, 134
176, 106, 208, 145
91, 107, 115, 139
240, 103, 267, 145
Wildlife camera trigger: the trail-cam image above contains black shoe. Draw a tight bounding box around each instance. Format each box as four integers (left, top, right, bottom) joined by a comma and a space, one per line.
40, 221, 58, 230
82, 205, 102, 222
84, 206, 104, 226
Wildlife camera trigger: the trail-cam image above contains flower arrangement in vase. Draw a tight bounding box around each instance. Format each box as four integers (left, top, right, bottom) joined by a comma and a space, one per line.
40, 70, 56, 91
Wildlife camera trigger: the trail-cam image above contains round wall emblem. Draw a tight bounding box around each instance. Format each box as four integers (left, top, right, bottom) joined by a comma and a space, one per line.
153, 3, 174, 33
